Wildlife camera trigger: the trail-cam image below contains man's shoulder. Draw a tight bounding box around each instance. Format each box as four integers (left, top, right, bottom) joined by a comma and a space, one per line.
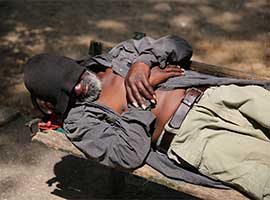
66, 102, 119, 121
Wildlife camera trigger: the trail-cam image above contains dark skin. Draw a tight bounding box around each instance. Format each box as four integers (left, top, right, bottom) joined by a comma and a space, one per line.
94, 62, 186, 143
40, 62, 186, 144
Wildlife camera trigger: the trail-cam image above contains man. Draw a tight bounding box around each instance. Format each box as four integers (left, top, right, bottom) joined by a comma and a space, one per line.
24, 35, 270, 200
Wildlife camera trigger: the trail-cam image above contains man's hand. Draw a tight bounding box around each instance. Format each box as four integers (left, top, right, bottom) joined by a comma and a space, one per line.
125, 62, 185, 109
125, 62, 156, 109
149, 65, 185, 88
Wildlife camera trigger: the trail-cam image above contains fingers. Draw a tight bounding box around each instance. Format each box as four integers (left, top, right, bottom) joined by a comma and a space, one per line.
140, 76, 156, 100
131, 81, 156, 109
159, 65, 185, 83
138, 81, 156, 104
126, 82, 146, 109
125, 62, 157, 109
164, 71, 184, 79
126, 79, 155, 109
125, 77, 156, 109
164, 65, 185, 74
126, 86, 138, 107
130, 84, 146, 109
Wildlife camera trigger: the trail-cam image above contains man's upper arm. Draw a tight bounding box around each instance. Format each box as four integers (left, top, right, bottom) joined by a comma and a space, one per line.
63, 104, 155, 169
134, 35, 193, 69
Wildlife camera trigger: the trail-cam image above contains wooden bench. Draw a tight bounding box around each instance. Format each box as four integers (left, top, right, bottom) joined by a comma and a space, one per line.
32, 130, 249, 200
31, 60, 270, 200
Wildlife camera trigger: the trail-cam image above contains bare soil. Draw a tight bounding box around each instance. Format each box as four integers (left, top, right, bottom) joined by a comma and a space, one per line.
0, 0, 269, 199
0, 0, 269, 116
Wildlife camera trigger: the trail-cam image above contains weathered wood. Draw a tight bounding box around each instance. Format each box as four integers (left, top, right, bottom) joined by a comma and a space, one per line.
32, 130, 250, 200
190, 60, 270, 81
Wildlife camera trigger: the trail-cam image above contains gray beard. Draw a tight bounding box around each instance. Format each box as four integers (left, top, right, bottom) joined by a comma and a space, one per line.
77, 71, 102, 103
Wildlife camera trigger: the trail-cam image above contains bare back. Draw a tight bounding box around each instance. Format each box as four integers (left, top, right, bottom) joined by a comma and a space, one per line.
96, 68, 186, 144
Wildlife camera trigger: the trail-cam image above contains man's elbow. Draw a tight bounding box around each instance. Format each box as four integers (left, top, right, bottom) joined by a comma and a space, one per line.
125, 154, 146, 169
111, 149, 147, 170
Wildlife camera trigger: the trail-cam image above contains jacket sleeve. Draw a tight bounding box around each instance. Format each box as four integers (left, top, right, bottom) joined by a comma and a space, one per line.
63, 105, 155, 170
133, 35, 193, 69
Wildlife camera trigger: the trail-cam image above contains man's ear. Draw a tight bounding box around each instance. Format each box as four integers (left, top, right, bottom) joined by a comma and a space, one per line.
74, 83, 83, 97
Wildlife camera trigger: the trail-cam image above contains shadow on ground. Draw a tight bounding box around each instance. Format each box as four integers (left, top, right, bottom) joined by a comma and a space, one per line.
48, 155, 199, 199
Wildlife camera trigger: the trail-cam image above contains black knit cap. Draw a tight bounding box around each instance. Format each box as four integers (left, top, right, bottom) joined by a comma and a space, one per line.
24, 54, 86, 115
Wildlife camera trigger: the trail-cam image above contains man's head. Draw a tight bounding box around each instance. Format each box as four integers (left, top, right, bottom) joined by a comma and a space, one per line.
74, 70, 102, 103
24, 54, 101, 114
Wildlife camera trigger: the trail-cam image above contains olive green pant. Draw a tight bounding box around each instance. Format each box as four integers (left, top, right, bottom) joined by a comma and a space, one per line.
166, 85, 270, 200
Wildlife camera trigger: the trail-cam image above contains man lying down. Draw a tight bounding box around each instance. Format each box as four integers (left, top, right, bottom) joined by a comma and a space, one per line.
24, 35, 270, 200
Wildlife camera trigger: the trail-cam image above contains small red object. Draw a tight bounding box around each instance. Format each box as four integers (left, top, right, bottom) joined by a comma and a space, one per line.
38, 120, 61, 131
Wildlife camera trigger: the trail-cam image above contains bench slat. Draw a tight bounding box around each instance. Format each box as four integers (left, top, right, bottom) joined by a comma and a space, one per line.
32, 130, 250, 200
190, 60, 270, 81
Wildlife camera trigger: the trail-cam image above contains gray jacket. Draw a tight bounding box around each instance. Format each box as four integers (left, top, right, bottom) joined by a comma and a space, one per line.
64, 35, 268, 188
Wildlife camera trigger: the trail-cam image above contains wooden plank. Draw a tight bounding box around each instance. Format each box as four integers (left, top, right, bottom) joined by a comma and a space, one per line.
32, 130, 250, 200
190, 60, 270, 81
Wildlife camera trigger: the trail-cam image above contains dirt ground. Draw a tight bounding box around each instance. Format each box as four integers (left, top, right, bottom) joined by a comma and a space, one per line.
0, 0, 269, 199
